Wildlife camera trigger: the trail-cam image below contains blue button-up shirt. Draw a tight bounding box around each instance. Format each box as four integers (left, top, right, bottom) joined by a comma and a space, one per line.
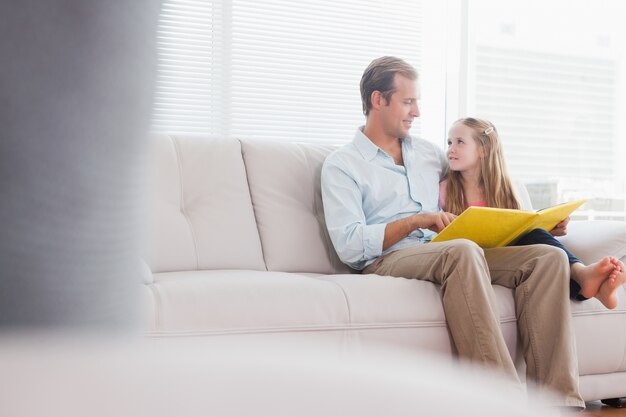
321, 128, 448, 270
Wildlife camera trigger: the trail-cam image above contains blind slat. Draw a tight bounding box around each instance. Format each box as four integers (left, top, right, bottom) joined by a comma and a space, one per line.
151, 0, 422, 142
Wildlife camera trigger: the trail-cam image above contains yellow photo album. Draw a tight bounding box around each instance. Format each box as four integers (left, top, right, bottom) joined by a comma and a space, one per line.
431, 199, 588, 248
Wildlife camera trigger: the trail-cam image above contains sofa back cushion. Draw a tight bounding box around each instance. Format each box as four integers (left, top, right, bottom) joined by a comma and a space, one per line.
145, 135, 266, 273
241, 140, 352, 274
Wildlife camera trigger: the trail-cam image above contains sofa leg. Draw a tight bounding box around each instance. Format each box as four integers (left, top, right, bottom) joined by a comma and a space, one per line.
601, 398, 626, 408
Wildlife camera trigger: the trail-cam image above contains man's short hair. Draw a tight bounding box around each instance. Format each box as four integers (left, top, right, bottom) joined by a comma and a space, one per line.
360, 56, 418, 116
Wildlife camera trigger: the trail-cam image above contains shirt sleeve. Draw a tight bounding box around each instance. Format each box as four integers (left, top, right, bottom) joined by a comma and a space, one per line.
321, 159, 385, 270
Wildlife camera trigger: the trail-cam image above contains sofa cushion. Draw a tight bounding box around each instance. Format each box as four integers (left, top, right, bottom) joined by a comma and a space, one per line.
570, 285, 626, 375
149, 270, 350, 333
145, 135, 265, 273
241, 140, 351, 274
558, 220, 626, 265
321, 274, 516, 325
148, 270, 518, 345
323, 274, 519, 357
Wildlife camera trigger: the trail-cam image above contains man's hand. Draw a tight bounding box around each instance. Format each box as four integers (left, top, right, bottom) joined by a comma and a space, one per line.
550, 216, 570, 237
419, 212, 457, 233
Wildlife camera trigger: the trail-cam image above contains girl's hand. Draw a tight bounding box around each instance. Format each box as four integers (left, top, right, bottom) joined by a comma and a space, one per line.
550, 216, 570, 237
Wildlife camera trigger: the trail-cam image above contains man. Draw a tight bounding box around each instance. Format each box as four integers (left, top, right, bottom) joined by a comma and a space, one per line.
321, 56, 584, 409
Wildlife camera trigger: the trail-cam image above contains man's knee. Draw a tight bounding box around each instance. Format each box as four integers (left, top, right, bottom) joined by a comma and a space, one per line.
528, 245, 571, 292
533, 243, 569, 267
443, 239, 485, 263
440, 239, 489, 287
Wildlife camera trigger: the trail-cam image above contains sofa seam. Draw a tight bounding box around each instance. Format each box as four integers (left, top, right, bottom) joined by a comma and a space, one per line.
171, 134, 200, 270
145, 323, 446, 338
571, 310, 626, 317
238, 138, 269, 272
620, 344, 626, 372
579, 369, 626, 378
303, 145, 333, 268
147, 283, 162, 331
144, 318, 520, 338
322, 279, 353, 324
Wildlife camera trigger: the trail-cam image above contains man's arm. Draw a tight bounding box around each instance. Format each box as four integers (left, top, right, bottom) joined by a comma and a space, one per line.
383, 212, 456, 250
321, 160, 456, 269
321, 161, 384, 269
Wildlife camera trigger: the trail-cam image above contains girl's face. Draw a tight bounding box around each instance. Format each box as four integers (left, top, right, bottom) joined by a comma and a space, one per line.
447, 123, 482, 173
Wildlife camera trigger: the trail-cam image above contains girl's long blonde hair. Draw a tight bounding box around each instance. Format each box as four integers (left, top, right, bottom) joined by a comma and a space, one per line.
445, 118, 520, 215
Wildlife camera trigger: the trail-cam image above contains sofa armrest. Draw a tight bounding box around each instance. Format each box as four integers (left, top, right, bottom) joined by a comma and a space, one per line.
141, 260, 154, 285
557, 220, 626, 265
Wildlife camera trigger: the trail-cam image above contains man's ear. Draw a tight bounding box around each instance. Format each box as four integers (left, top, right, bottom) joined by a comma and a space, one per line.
370, 90, 382, 111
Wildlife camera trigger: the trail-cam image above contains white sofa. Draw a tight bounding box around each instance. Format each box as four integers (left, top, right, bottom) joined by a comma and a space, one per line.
143, 134, 626, 403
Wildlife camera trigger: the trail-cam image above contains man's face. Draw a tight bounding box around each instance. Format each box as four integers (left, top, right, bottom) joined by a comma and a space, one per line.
379, 74, 420, 139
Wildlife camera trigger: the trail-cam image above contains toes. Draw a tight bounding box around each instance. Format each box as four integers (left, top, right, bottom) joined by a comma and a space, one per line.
596, 257, 617, 274
604, 277, 619, 292
608, 257, 623, 269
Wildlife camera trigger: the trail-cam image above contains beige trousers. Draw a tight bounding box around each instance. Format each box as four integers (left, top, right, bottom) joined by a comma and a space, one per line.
363, 239, 584, 408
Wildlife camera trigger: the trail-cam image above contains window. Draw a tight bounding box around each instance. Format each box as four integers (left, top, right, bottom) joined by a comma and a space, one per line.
152, 0, 226, 135
151, 0, 625, 219
152, 0, 426, 144
465, 0, 626, 219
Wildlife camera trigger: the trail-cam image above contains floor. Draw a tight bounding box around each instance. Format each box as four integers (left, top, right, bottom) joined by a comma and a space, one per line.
581, 401, 626, 416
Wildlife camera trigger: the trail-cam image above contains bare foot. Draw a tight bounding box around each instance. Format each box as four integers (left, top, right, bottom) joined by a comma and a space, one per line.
595, 259, 626, 309
571, 256, 616, 299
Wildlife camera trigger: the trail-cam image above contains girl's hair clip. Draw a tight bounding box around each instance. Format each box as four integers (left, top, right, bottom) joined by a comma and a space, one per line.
484, 127, 494, 135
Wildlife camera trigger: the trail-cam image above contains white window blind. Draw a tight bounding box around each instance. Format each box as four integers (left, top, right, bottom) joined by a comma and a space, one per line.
152, 0, 225, 135
151, 0, 423, 144
474, 46, 617, 181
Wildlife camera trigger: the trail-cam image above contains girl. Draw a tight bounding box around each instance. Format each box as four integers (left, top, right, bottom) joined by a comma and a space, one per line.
440, 117, 625, 309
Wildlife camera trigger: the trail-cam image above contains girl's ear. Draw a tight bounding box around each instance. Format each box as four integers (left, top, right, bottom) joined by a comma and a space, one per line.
478, 143, 486, 158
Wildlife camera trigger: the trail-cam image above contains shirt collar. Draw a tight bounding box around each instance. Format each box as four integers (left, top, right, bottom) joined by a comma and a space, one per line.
352, 127, 378, 161
353, 126, 413, 161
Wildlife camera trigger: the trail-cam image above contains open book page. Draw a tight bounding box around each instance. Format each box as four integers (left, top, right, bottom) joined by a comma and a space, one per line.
431, 199, 587, 248
431, 207, 535, 248
523, 199, 588, 235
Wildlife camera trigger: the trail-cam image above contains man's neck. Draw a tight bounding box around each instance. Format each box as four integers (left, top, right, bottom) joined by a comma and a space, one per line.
363, 123, 403, 164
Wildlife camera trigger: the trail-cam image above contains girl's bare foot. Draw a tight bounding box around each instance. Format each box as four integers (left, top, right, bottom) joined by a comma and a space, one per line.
571, 256, 616, 299
595, 259, 626, 309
